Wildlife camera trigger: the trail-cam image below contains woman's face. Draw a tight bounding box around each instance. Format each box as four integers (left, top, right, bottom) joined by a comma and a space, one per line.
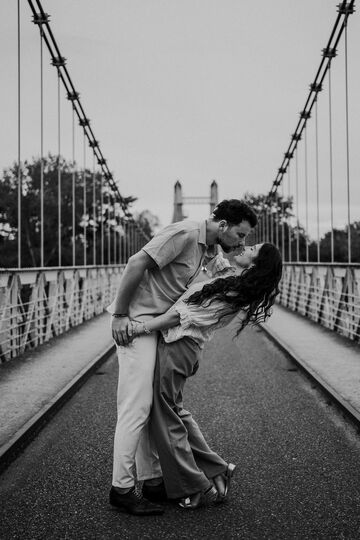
233, 244, 263, 268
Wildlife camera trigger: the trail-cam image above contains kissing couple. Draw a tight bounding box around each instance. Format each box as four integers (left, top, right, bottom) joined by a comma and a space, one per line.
108, 199, 282, 515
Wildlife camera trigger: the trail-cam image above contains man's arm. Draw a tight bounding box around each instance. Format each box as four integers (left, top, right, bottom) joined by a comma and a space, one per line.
111, 250, 157, 346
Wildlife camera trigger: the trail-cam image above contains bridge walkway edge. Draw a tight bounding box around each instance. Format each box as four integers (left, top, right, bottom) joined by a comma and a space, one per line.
262, 304, 360, 425
0, 313, 114, 472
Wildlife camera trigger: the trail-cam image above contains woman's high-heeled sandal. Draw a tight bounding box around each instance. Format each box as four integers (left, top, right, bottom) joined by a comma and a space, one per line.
215, 462, 237, 503
202, 485, 219, 506
178, 486, 218, 510
223, 463, 236, 497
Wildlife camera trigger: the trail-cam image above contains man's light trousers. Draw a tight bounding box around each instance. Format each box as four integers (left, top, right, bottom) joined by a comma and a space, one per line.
112, 333, 162, 488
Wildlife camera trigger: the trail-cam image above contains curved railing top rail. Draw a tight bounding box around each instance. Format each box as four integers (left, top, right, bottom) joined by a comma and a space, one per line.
281, 262, 360, 268
0, 265, 125, 273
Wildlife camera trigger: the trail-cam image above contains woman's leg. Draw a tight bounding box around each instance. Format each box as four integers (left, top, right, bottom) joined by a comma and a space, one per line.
179, 408, 228, 479
150, 337, 229, 500
150, 337, 211, 499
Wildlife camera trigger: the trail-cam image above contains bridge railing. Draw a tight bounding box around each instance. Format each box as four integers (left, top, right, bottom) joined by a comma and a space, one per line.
279, 263, 360, 342
0, 266, 123, 363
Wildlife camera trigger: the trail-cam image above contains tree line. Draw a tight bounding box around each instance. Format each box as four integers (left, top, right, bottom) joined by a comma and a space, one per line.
0, 156, 358, 268
243, 192, 360, 263
0, 155, 159, 268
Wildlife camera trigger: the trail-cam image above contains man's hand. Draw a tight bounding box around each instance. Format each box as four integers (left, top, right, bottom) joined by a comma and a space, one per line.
111, 316, 132, 346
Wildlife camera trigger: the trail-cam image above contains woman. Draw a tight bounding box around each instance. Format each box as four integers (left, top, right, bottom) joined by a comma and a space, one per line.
129, 243, 282, 509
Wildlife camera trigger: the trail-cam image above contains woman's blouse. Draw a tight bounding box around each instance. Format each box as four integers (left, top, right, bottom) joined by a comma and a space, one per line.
162, 270, 244, 348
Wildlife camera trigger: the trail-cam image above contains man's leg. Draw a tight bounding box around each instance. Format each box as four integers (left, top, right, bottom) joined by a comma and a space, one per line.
112, 332, 159, 488
136, 421, 162, 482
110, 332, 165, 515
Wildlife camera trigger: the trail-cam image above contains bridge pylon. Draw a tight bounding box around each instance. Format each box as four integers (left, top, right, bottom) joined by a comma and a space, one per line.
172, 180, 218, 222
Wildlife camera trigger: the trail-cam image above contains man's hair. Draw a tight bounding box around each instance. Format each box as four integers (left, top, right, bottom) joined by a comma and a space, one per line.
212, 199, 258, 227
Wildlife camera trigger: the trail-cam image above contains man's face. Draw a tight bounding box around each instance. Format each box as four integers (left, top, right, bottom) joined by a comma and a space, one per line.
217, 220, 252, 253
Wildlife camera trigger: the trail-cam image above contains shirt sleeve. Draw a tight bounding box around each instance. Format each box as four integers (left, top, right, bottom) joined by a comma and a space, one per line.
142, 223, 191, 269
173, 298, 234, 328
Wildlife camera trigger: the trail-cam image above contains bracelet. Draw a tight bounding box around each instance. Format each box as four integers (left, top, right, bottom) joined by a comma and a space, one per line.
142, 322, 152, 335
112, 313, 128, 318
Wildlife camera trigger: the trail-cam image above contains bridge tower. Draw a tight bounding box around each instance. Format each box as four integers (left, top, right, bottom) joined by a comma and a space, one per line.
172, 180, 184, 223
172, 180, 219, 222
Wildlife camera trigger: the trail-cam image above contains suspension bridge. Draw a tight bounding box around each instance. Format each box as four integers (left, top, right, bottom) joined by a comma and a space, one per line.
0, 1, 360, 538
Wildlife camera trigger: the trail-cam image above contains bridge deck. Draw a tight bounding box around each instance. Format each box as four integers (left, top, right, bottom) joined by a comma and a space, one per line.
1, 310, 360, 538
0, 305, 359, 467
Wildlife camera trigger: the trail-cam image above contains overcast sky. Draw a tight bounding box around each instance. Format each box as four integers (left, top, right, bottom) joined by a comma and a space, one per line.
1, 0, 359, 234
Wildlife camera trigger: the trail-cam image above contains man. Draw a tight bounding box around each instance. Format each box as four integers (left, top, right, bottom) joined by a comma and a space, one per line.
108, 199, 257, 515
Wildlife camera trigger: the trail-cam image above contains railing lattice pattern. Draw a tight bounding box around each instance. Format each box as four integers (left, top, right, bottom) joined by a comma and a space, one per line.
279, 264, 360, 342
0, 266, 123, 362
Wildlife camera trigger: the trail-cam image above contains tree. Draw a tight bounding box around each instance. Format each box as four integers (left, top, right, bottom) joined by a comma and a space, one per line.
0, 155, 154, 268
135, 209, 161, 238
243, 191, 308, 261
243, 191, 360, 263
243, 191, 293, 222
311, 222, 360, 263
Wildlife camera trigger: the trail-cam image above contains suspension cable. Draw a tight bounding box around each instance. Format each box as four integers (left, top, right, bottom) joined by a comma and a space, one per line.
344, 20, 351, 262
287, 155, 292, 262
28, 0, 150, 244
72, 107, 76, 265
267, 0, 355, 201
113, 199, 117, 264
132, 220, 136, 256
130, 221, 134, 258
263, 208, 267, 242
295, 148, 300, 262
17, 0, 22, 268
100, 174, 104, 265
315, 99, 320, 262
281, 181, 285, 261
275, 199, 279, 250
107, 191, 111, 264
40, 25, 44, 267
259, 216, 262, 244
125, 220, 128, 261
264, 207, 267, 242
28, 0, 125, 212
83, 131, 86, 265
57, 71, 62, 266
119, 217, 123, 263
92, 153, 96, 265
304, 126, 309, 262
328, 67, 335, 263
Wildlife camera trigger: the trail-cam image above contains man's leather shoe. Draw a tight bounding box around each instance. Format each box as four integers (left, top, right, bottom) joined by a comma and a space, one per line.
142, 482, 168, 503
109, 486, 165, 516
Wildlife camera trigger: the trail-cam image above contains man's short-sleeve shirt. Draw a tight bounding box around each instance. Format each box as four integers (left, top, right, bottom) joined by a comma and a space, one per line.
127, 220, 217, 320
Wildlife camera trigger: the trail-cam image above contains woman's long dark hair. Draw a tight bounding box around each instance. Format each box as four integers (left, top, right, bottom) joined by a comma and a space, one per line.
186, 243, 282, 335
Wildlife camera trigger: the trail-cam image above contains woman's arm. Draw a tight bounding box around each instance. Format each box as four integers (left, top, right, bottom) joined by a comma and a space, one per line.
130, 308, 181, 338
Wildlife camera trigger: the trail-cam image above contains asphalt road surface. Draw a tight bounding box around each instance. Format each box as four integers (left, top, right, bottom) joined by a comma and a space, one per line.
1, 325, 360, 540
